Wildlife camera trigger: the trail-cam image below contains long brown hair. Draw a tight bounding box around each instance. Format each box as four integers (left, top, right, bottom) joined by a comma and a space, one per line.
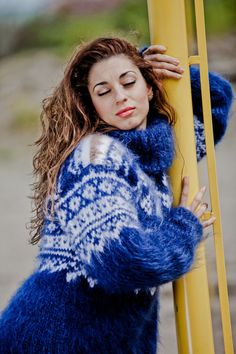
30, 36, 176, 244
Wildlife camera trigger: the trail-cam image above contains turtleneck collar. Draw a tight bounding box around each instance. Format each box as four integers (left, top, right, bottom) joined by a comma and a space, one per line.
106, 114, 174, 176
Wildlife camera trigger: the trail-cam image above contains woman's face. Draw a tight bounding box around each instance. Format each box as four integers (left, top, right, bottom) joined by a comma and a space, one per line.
88, 54, 152, 130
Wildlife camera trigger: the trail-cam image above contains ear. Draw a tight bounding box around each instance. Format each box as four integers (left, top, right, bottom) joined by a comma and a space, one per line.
147, 85, 153, 101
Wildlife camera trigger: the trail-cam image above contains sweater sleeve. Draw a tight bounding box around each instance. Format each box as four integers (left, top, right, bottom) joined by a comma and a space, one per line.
190, 66, 234, 161
140, 47, 234, 161
56, 156, 203, 294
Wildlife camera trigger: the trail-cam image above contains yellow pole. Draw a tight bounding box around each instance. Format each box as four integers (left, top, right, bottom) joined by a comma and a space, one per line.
147, 1, 215, 353
194, 1, 234, 353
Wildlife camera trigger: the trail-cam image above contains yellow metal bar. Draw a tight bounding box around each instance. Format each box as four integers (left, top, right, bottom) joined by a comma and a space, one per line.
147, 1, 215, 353
194, 0, 234, 352
188, 55, 200, 65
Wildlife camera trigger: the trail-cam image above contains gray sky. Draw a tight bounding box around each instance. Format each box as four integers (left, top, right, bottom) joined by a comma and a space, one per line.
0, 0, 50, 19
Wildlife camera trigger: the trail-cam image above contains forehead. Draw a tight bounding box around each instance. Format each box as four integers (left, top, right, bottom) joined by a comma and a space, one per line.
88, 54, 139, 84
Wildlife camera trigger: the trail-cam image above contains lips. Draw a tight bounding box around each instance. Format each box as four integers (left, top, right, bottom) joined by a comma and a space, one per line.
116, 106, 136, 117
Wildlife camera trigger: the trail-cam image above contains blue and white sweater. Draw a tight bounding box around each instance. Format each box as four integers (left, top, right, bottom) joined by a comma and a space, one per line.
0, 68, 234, 354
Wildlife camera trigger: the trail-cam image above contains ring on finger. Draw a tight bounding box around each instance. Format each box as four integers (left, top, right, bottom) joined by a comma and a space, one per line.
198, 202, 208, 211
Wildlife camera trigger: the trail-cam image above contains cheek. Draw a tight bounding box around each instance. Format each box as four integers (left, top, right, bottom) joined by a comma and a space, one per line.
136, 82, 149, 102
138, 87, 150, 108
90, 97, 102, 114
137, 88, 150, 116
91, 97, 110, 120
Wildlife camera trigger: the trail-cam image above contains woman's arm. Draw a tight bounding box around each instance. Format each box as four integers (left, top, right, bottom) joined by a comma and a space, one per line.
84, 199, 202, 293
142, 45, 234, 161
190, 66, 234, 160
56, 147, 203, 294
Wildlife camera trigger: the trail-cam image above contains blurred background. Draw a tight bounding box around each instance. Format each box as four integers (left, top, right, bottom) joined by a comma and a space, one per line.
0, 0, 235, 352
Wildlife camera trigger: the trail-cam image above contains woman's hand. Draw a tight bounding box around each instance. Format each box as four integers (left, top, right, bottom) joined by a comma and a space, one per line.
179, 176, 216, 229
142, 45, 185, 80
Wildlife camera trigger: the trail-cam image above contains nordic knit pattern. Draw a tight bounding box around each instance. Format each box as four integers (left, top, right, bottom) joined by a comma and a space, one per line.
0, 69, 234, 354
39, 132, 188, 293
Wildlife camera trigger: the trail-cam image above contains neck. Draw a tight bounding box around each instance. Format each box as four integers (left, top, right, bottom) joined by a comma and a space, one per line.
106, 114, 174, 177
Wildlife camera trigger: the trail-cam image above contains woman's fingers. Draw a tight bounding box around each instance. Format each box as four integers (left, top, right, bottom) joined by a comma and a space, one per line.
142, 45, 185, 80
190, 186, 206, 213
202, 216, 216, 229
195, 202, 208, 218
151, 61, 184, 73
153, 68, 183, 80
144, 53, 180, 66
179, 176, 190, 207
142, 44, 167, 55
178, 176, 216, 231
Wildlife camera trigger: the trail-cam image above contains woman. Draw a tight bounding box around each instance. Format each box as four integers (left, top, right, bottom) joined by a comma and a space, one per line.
0, 37, 233, 353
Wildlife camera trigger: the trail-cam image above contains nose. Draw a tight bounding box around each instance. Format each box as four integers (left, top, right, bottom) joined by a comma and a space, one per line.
114, 87, 127, 104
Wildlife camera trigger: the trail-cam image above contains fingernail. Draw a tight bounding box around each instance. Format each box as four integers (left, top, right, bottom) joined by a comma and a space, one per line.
160, 45, 167, 50
180, 67, 185, 73
202, 186, 206, 191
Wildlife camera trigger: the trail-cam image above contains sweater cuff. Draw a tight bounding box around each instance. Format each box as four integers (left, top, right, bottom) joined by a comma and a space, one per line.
139, 46, 148, 56
170, 206, 203, 246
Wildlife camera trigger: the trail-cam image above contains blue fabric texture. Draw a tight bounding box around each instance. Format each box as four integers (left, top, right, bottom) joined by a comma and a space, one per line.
0, 68, 233, 354
190, 66, 234, 160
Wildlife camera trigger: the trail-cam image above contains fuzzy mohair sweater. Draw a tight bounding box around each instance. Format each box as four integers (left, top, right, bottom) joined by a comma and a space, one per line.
0, 67, 234, 354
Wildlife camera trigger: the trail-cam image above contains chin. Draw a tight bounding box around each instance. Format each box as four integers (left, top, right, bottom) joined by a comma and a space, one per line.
118, 117, 146, 131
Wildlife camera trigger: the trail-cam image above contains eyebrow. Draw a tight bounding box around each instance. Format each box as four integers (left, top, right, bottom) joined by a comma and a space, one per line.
93, 70, 136, 91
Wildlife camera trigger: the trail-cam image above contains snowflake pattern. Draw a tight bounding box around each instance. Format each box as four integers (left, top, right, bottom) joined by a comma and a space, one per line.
38, 134, 173, 296
140, 194, 153, 215
69, 196, 81, 212
82, 184, 96, 200
99, 180, 114, 194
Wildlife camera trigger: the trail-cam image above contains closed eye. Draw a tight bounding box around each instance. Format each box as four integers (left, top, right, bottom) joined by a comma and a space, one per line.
123, 81, 136, 87
97, 81, 135, 96
98, 90, 110, 96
